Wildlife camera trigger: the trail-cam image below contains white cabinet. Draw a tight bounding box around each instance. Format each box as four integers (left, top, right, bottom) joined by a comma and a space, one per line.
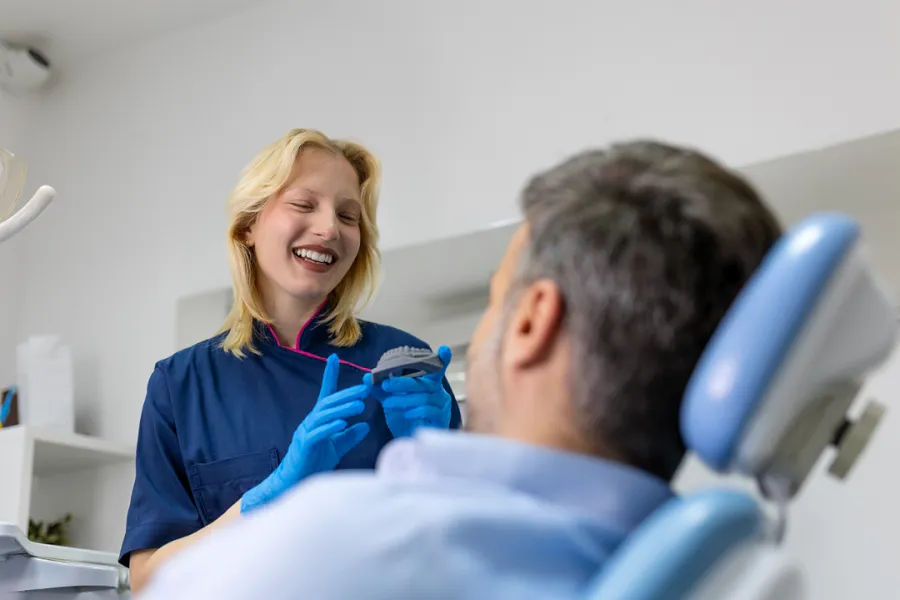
0, 425, 134, 547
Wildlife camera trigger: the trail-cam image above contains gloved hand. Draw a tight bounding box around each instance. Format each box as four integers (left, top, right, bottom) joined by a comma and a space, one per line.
241, 354, 371, 514
368, 345, 453, 438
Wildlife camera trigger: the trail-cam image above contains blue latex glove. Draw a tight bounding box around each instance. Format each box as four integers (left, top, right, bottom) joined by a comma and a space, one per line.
241, 354, 371, 514
368, 345, 453, 438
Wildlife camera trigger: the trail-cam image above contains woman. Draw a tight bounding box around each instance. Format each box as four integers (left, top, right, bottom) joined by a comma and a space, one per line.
120, 128, 461, 592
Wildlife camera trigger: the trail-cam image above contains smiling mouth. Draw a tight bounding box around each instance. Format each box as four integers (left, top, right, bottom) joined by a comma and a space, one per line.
292, 247, 336, 265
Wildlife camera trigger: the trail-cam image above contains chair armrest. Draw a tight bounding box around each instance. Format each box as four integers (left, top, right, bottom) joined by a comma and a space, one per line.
585, 490, 763, 600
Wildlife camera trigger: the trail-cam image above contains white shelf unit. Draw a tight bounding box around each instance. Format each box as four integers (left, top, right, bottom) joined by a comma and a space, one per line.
0, 425, 135, 543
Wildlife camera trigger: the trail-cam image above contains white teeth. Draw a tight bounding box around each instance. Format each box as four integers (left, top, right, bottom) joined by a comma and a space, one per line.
293, 248, 334, 264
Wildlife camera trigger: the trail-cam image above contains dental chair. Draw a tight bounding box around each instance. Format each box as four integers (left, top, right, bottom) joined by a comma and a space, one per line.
586, 212, 898, 599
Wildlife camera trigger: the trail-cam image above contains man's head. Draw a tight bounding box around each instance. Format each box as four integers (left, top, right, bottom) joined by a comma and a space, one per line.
465, 141, 782, 481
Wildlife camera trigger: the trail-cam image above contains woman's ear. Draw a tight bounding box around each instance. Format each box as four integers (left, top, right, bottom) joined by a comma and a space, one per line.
243, 227, 255, 248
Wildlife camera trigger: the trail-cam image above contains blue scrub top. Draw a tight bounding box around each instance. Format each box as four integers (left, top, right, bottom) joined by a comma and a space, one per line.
119, 310, 461, 567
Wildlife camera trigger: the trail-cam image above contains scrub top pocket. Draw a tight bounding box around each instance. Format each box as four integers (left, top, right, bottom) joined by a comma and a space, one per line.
189, 449, 280, 525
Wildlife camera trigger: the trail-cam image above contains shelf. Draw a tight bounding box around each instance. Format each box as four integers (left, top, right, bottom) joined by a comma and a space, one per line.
1, 425, 135, 477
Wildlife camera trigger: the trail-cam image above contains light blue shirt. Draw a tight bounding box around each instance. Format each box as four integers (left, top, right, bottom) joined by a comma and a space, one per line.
141, 430, 673, 600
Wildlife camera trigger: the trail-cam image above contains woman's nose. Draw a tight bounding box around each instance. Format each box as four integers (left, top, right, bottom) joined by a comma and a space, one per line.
311, 209, 340, 241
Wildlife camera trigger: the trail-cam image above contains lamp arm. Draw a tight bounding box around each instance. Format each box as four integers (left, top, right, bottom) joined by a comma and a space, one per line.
0, 185, 56, 244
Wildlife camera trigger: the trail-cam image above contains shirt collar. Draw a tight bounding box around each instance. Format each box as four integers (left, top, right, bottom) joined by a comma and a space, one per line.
377, 430, 674, 537
254, 300, 331, 351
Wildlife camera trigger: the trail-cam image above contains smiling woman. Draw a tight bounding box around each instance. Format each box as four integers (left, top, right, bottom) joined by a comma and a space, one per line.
119, 128, 462, 593
221, 130, 382, 354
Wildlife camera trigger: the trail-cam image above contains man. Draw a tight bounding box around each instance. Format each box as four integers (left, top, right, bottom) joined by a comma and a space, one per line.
139, 141, 781, 599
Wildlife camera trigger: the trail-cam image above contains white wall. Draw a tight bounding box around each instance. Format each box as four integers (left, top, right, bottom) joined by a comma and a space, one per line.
743, 130, 900, 295
0, 94, 30, 388
11, 0, 900, 554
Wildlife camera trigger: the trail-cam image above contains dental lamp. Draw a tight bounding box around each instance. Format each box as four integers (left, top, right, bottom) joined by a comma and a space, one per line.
0, 184, 55, 243
0, 147, 56, 244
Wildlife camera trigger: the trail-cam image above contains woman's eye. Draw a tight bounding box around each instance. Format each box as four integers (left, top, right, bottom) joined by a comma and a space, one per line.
291, 202, 314, 211
339, 213, 360, 223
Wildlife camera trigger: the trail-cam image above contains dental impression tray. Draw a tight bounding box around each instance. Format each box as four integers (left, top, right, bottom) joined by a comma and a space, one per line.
371, 346, 444, 384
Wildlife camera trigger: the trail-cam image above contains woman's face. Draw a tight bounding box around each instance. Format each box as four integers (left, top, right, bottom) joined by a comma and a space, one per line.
247, 147, 363, 310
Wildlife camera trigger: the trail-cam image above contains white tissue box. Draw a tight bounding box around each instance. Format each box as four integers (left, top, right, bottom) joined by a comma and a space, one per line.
15, 336, 75, 433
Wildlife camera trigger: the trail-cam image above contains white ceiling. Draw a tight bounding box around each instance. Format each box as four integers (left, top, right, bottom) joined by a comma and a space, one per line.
0, 0, 257, 67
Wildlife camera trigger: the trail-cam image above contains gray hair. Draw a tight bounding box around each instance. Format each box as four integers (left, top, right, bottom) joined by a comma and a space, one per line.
514, 141, 781, 479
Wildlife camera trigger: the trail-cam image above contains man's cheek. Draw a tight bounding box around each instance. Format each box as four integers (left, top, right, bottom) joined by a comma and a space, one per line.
468, 311, 496, 360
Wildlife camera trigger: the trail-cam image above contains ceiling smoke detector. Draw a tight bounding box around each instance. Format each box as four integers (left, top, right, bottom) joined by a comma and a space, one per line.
0, 43, 51, 96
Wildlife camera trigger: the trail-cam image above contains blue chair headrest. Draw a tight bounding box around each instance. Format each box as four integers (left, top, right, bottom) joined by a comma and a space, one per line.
680, 213, 896, 493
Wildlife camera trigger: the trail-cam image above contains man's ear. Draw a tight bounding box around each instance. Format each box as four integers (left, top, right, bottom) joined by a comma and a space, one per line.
503, 279, 565, 369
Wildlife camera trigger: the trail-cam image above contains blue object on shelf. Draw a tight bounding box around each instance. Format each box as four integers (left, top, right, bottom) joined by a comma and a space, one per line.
0, 385, 15, 427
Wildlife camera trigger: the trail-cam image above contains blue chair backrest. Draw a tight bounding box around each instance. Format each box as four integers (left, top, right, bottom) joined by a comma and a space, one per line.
681, 214, 860, 471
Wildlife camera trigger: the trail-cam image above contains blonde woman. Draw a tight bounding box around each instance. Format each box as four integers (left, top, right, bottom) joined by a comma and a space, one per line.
120, 129, 461, 592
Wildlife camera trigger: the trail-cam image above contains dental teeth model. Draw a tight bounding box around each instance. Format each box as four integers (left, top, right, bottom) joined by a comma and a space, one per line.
371, 346, 444, 385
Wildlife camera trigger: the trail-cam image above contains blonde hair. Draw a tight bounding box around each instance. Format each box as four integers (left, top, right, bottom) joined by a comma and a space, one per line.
220, 128, 381, 357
